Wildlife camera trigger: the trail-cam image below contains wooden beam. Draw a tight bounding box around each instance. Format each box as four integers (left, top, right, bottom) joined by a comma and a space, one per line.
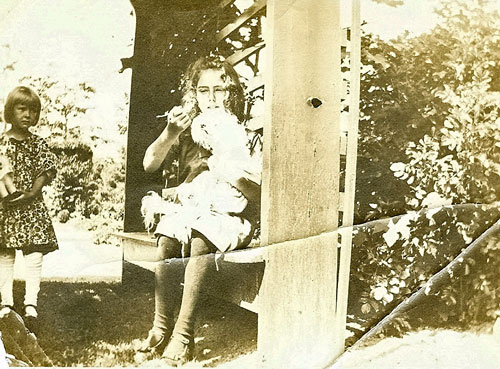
258, 0, 343, 367
226, 41, 265, 65
195, 0, 236, 35
341, 0, 361, 231
218, 0, 235, 9
114, 231, 156, 244
222, 246, 266, 263
215, 0, 266, 42
340, 130, 348, 155
245, 73, 264, 94
341, 28, 348, 48
338, 191, 345, 211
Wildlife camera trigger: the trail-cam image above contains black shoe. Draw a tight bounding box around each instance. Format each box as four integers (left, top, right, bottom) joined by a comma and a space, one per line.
138, 329, 170, 354
162, 333, 194, 366
24, 315, 39, 335
23, 304, 39, 334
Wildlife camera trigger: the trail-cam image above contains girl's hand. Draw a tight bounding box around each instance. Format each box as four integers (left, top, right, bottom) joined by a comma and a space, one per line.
0, 174, 17, 198
144, 106, 192, 173
165, 106, 191, 136
162, 187, 178, 202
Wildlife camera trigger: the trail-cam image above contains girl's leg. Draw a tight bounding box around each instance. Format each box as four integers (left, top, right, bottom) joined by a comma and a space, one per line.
23, 251, 43, 317
163, 233, 216, 363
172, 236, 215, 339
153, 236, 183, 335
139, 235, 182, 352
0, 249, 16, 315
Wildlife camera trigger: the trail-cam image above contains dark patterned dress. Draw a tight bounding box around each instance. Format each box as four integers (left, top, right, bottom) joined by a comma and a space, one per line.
0, 134, 58, 255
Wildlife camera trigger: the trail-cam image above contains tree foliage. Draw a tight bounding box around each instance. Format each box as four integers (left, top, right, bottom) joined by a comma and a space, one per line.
350, 0, 500, 339
357, 0, 500, 222
19, 76, 96, 143
389, 0, 500, 207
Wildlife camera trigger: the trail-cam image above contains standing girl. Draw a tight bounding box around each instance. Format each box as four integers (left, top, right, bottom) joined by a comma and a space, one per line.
0, 86, 58, 324
140, 55, 261, 366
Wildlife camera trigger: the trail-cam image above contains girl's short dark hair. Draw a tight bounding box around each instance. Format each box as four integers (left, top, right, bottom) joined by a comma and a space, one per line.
181, 54, 246, 122
4, 86, 41, 124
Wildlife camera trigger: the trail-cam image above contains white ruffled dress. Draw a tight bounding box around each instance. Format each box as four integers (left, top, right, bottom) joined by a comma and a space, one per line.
0, 134, 16, 197
142, 109, 262, 253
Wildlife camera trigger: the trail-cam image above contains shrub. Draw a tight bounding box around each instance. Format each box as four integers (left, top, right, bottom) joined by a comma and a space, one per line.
348, 204, 500, 339
44, 142, 94, 219
78, 150, 126, 245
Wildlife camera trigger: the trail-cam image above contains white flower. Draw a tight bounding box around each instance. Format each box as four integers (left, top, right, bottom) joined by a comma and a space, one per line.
372, 286, 387, 301
421, 192, 452, 208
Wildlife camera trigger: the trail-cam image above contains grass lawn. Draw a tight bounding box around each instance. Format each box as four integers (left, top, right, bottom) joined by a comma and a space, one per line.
4, 221, 257, 367
12, 272, 257, 367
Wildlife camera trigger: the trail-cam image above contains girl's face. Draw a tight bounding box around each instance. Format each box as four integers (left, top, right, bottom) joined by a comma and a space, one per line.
196, 68, 229, 113
10, 103, 37, 131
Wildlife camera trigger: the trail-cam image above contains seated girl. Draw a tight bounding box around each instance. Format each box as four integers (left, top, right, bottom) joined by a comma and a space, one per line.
140, 54, 261, 366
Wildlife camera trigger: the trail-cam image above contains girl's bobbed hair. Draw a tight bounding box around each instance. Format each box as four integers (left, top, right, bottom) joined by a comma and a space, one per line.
3, 86, 41, 124
181, 54, 246, 122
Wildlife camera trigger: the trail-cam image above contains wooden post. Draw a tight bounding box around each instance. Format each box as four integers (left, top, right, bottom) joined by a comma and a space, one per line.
258, 0, 342, 368
261, 0, 341, 244
259, 232, 339, 369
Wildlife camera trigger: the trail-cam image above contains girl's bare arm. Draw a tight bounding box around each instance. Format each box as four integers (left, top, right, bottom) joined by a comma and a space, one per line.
143, 128, 180, 173
8, 170, 54, 204
143, 107, 191, 173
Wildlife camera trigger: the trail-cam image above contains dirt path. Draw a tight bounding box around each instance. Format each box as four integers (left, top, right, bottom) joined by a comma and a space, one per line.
332, 329, 500, 369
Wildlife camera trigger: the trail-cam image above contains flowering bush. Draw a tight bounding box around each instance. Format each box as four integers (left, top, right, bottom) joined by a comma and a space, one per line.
391, 66, 500, 208
348, 1, 500, 339
357, 0, 500, 221
78, 152, 125, 245
348, 204, 500, 340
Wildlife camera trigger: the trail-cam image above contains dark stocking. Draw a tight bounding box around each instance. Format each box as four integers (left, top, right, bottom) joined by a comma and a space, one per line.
172, 235, 215, 339
152, 236, 183, 335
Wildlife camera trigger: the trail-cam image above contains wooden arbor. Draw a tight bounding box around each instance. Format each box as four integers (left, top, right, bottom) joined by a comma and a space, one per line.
121, 0, 361, 367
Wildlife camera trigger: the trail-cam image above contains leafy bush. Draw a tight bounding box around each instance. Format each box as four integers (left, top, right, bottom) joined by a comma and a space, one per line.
356, 0, 500, 221
365, 221, 500, 341
78, 150, 125, 245
57, 209, 71, 223
46, 142, 94, 217
348, 204, 500, 340
348, 1, 500, 339
42, 141, 125, 245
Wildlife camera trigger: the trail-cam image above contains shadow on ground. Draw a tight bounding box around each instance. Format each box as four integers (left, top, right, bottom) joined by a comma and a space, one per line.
12, 267, 257, 367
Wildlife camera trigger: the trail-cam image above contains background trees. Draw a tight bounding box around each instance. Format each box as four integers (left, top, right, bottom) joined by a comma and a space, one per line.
351, 0, 500, 339
358, 0, 500, 220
